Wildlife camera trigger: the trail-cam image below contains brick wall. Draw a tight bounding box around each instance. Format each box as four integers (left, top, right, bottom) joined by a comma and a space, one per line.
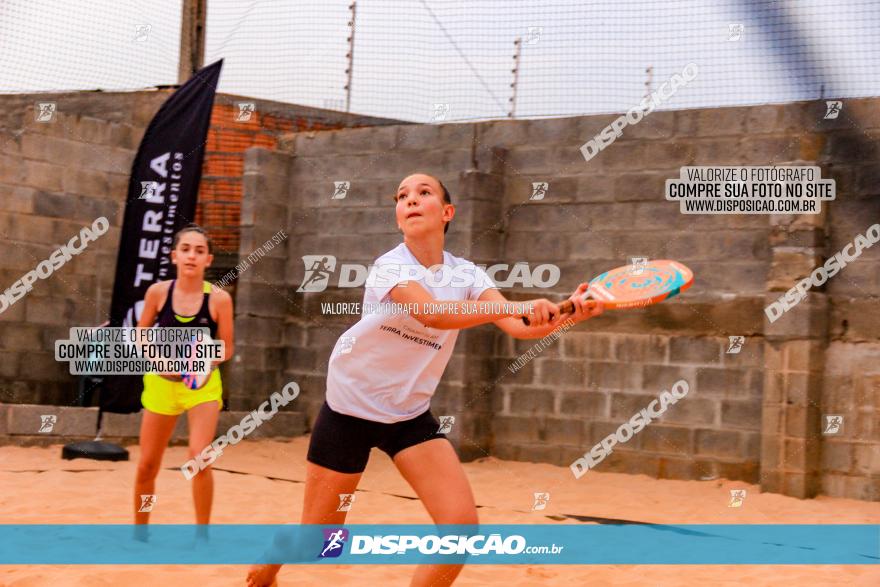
0, 90, 398, 405
201, 95, 397, 256
231, 98, 880, 500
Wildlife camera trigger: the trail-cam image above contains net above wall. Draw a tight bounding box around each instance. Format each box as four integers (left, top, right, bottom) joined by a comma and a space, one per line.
1, 0, 878, 122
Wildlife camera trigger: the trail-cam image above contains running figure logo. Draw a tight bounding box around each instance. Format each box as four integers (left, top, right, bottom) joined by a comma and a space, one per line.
319, 528, 349, 558
437, 416, 455, 434
138, 494, 157, 512
133, 24, 152, 42
525, 26, 543, 45
336, 336, 356, 356
530, 182, 549, 201
35, 102, 56, 122
235, 102, 256, 122
726, 336, 745, 354
337, 494, 355, 512
728, 489, 746, 508
39, 415, 57, 433
332, 181, 350, 199
629, 257, 648, 276
822, 415, 843, 435
140, 181, 160, 200
728, 24, 744, 41
298, 255, 337, 292
532, 492, 550, 511
824, 101, 843, 120
431, 103, 450, 122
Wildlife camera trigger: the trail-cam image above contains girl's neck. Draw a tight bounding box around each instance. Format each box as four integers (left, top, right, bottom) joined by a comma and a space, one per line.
175, 273, 204, 292
403, 235, 444, 268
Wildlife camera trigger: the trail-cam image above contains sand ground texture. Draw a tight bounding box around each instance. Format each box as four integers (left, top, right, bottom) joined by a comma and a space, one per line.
1, 438, 878, 586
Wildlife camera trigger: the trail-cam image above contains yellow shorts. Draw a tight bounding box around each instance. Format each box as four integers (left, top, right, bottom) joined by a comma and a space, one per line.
141, 369, 223, 416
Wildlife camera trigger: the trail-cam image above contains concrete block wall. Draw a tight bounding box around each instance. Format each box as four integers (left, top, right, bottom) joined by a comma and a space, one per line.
225, 147, 295, 413
494, 332, 764, 482
821, 345, 880, 499
818, 101, 880, 498
0, 90, 399, 407
231, 97, 880, 499
0, 403, 306, 447
0, 98, 133, 406
3, 88, 878, 499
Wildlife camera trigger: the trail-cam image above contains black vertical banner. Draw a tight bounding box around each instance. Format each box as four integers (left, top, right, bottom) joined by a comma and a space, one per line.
101, 59, 223, 413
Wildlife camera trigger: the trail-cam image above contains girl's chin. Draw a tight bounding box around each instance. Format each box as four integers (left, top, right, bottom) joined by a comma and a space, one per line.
401, 225, 440, 237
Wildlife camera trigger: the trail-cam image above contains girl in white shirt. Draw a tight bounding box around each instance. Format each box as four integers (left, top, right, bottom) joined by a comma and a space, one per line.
248, 173, 603, 587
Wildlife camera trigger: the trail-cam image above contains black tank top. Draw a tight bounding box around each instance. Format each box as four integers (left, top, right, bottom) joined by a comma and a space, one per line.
155, 280, 218, 338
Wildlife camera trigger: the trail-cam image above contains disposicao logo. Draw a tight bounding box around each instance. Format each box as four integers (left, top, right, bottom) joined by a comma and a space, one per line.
319, 528, 349, 558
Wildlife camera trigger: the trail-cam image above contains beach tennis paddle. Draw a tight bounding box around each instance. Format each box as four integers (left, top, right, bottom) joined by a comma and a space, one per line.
159, 368, 212, 390
181, 335, 215, 390
180, 368, 212, 390
522, 259, 694, 325
160, 337, 215, 390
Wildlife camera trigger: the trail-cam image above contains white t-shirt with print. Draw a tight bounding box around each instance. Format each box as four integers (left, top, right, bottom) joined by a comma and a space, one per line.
325, 242, 497, 423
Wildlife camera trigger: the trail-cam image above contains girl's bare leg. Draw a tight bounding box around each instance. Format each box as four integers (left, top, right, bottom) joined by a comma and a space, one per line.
186, 401, 220, 526
247, 461, 362, 586
134, 410, 178, 525
393, 439, 478, 587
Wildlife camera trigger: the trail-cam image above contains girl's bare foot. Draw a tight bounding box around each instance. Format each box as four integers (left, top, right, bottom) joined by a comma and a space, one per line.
246, 564, 281, 587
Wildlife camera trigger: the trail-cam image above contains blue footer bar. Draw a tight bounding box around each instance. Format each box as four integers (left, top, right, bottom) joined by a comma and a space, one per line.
0, 524, 877, 564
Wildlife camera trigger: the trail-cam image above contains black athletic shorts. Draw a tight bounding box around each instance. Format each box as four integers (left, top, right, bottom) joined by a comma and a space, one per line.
306, 400, 448, 474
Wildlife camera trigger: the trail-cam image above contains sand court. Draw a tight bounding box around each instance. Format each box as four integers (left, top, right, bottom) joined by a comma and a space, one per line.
1, 437, 878, 586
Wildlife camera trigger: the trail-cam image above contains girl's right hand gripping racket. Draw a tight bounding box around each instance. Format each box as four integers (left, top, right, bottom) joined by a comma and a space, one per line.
522, 259, 694, 325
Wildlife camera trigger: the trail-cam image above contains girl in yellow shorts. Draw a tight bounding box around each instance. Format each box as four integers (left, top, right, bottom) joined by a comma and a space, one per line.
133, 224, 234, 535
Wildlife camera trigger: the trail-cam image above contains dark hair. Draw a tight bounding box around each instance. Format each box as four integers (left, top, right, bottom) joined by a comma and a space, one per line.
437, 178, 452, 234
172, 223, 213, 254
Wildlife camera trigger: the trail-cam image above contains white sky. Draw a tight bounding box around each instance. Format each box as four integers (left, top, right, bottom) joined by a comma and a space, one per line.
1, 0, 878, 122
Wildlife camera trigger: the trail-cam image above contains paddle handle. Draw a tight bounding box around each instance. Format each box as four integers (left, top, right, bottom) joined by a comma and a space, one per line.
521, 299, 576, 326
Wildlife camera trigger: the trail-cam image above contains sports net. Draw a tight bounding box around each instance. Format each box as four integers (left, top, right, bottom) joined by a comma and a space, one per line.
1, 0, 878, 122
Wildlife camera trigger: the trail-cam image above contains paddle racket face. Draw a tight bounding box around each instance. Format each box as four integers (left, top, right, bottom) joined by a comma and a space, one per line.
520, 260, 693, 324
159, 369, 211, 389
181, 336, 214, 390
181, 370, 210, 390
586, 259, 693, 309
